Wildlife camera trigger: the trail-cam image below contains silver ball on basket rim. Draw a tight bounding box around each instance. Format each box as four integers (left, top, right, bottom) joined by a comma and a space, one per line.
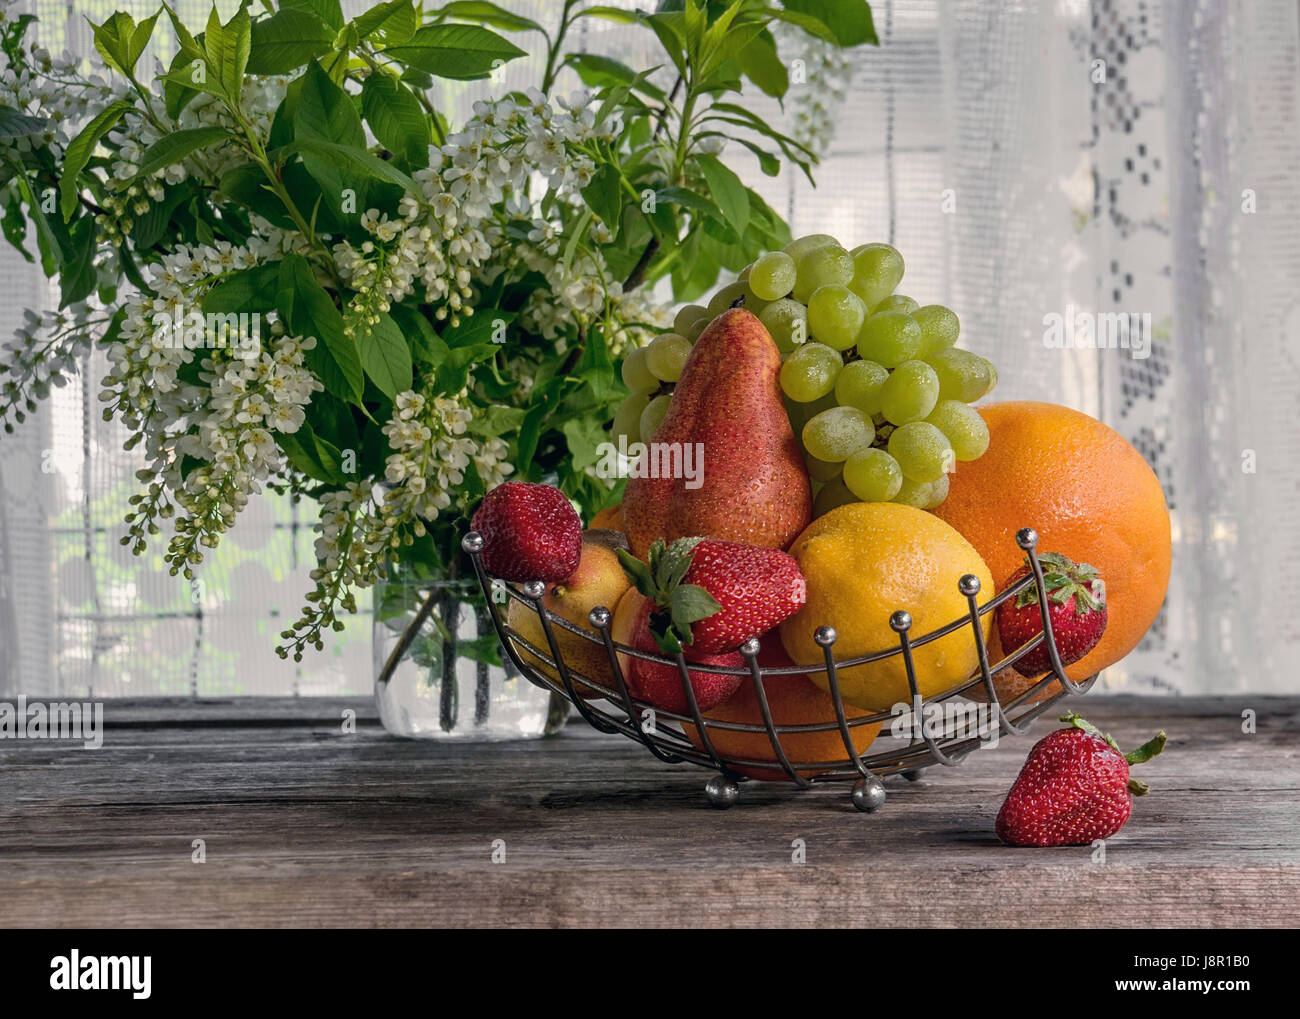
461, 531, 484, 555
958, 573, 982, 597
705, 774, 740, 808
522, 579, 546, 600
1016, 527, 1039, 550
889, 610, 912, 633
739, 637, 761, 657
852, 775, 887, 812
588, 605, 611, 629
814, 625, 837, 647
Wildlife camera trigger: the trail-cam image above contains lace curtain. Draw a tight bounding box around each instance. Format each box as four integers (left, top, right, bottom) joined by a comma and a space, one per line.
2, 0, 1297, 696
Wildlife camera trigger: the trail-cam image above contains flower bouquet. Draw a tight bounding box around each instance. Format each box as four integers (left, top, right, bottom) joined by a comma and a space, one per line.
0, 0, 875, 732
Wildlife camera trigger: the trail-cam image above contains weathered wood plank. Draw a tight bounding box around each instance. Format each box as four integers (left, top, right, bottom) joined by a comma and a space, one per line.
1, 695, 1297, 927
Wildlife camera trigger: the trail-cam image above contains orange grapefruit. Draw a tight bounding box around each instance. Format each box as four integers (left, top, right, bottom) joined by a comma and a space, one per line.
931, 401, 1171, 697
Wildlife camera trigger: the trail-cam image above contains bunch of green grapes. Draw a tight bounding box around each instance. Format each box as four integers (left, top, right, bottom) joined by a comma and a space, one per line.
746, 234, 996, 512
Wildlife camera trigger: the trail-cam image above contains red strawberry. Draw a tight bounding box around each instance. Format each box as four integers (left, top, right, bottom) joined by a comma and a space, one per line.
621, 597, 744, 715
996, 713, 1166, 847
616, 537, 805, 655
996, 552, 1107, 677
471, 482, 581, 582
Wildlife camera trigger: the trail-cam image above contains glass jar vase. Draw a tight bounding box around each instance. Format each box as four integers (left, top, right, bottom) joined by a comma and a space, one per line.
373, 568, 567, 741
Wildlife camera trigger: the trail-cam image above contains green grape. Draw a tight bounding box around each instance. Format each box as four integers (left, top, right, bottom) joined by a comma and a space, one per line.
707, 280, 750, 316
925, 399, 990, 461
807, 284, 867, 352
613, 391, 651, 445
802, 406, 875, 463
874, 294, 919, 315
921, 472, 950, 509
791, 245, 854, 303
805, 454, 843, 483
758, 298, 809, 354
738, 263, 752, 281
814, 477, 858, 516
843, 447, 903, 502
855, 310, 923, 368
834, 359, 890, 416
926, 348, 997, 402
879, 359, 940, 424
620, 346, 657, 392
887, 421, 954, 482
848, 243, 905, 308
673, 304, 710, 337
645, 332, 693, 382
785, 391, 838, 436
640, 393, 672, 441
686, 315, 711, 342
784, 233, 839, 262
912, 305, 960, 355
749, 251, 798, 301
780, 343, 842, 402
892, 476, 933, 508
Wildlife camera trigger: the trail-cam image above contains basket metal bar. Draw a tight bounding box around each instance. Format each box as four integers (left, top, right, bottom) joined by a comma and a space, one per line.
591, 609, 687, 764
895, 611, 962, 767
742, 640, 812, 788
817, 630, 874, 780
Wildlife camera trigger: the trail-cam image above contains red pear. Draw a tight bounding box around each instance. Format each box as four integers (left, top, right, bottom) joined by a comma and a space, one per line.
622, 308, 812, 557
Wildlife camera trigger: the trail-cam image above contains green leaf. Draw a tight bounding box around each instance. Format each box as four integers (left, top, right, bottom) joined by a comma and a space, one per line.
89, 11, 158, 78
382, 24, 526, 80
281, 138, 415, 193
438, 1, 545, 33
739, 29, 788, 98
0, 108, 48, 138
1, 189, 32, 261
202, 262, 282, 314
59, 215, 98, 307
580, 163, 624, 234
247, 9, 334, 74
293, 61, 364, 146
564, 53, 666, 101
205, 5, 252, 101
134, 126, 228, 179
779, 0, 878, 46
281, 0, 344, 32
276, 253, 363, 403
669, 584, 721, 628
695, 153, 749, 231
656, 185, 725, 222
575, 5, 643, 25
60, 100, 132, 221
388, 302, 448, 366
352, 0, 411, 38
357, 311, 413, 400
467, 405, 525, 438
719, 135, 781, 176
360, 73, 431, 166
616, 548, 658, 600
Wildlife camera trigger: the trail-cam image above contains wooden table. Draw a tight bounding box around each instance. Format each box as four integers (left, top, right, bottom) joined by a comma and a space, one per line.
2, 694, 1297, 928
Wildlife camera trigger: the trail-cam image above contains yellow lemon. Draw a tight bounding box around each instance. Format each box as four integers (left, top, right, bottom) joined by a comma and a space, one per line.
779, 502, 994, 711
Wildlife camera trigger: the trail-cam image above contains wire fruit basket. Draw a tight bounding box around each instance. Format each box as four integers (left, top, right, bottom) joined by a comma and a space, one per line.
461, 526, 1096, 812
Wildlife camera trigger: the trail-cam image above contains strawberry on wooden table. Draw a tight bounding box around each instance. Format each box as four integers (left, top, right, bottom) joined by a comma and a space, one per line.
996, 713, 1167, 847
996, 552, 1107, 677
616, 537, 806, 655
470, 482, 582, 583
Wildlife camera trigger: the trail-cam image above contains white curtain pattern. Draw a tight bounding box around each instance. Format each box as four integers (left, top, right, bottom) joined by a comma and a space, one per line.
1, 0, 1297, 695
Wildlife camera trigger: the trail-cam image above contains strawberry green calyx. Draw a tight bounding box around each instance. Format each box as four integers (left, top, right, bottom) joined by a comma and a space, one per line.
1059, 713, 1166, 795
1014, 552, 1106, 615
616, 539, 721, 655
